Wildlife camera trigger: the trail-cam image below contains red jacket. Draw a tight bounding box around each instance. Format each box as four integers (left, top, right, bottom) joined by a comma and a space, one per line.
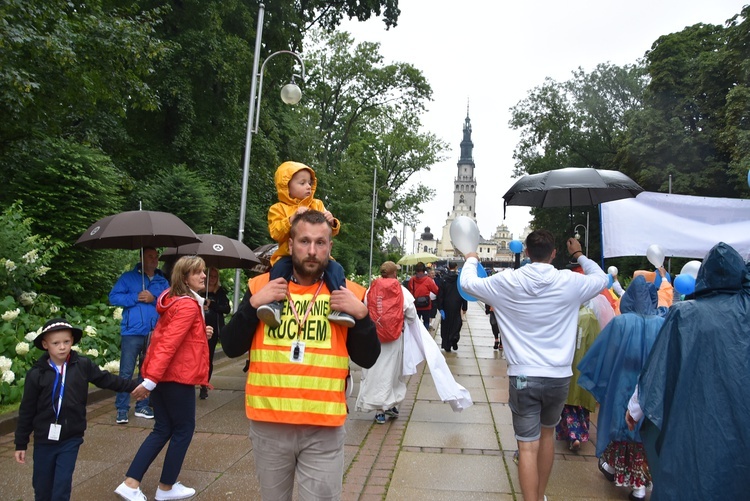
143, 290, 209, 386
408, 274, 439, 311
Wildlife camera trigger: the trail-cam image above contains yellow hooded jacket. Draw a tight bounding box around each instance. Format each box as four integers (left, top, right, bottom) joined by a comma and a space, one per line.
268, 161, 340, 264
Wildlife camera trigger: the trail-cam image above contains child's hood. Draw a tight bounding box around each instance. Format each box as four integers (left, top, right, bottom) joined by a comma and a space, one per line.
275, 161, 317, 205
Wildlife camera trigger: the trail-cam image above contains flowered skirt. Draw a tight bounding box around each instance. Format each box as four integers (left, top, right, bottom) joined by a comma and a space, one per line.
602, 440, 651, 489
555, 404, 590, 443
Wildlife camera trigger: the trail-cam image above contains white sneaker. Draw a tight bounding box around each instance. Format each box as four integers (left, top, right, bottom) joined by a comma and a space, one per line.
328, 310, 355, 327
115, 482, 147, 501
155, 482, 196, 500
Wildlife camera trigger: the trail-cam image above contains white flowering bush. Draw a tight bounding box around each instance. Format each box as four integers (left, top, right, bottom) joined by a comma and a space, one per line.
19, 291, 37, 306
0, 293, 125, 405
2, 308, 20, 322
0, 204, 125, 406
15, 342, 29, 356
0, 204, 59, 301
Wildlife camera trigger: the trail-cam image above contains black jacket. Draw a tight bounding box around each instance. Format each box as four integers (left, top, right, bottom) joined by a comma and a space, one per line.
221, 289, 380, 369
15, 352, 138, 450
205, 286, 231, 333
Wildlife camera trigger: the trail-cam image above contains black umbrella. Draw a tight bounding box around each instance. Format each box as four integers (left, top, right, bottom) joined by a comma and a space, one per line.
502, 167, 644, 234
247, 243, 279, 276
160, 234, 260, 270
75, 210, 201, 250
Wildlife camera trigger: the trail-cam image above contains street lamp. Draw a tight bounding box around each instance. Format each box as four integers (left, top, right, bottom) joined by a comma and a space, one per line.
574, 224, 588, 256
368, 165, 393, 285
233, 2, 306, 311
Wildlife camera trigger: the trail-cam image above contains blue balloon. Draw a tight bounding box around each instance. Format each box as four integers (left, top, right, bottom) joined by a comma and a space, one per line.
674, 274, 696, 295
607, 274, 614, 289
509, 239, 523, 254
457, 263, 488, 302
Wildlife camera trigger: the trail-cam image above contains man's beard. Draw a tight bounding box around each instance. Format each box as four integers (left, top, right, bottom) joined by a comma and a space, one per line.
291, 253, 327, 281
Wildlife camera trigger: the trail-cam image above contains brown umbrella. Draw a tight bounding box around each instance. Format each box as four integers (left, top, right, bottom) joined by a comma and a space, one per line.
160, 234, 260, 269
75, 210, 201, 250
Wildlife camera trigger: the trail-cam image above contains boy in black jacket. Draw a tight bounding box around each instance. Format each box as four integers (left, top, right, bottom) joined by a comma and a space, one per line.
14, 318, 149, 501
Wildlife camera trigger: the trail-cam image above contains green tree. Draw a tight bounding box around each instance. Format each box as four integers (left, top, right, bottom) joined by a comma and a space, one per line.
3, 139, 127, 305
296, 31, 445, 274
138, 164, 218, 234
625, 7, 750, 198
509, 63, 647, 264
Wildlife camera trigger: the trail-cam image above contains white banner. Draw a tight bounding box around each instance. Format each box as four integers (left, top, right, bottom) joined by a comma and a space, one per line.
601, 192, 750, 261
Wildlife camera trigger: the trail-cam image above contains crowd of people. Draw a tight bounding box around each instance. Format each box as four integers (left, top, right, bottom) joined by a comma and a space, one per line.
12, 158, 750, 501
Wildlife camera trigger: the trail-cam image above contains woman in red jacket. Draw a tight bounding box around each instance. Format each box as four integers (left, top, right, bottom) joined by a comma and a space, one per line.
115, 256, 211, 501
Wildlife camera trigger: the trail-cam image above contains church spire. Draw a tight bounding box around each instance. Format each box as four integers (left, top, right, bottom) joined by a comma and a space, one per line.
460, 102, 473, 163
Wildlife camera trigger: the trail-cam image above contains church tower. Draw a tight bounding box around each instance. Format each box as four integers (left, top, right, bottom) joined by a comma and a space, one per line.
436, 106, 478, 257
453, 106, 477, 218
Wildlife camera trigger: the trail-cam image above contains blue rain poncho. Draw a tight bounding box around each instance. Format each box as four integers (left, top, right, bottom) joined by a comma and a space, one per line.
576, 275, 664, 457
638, 242, 750, 500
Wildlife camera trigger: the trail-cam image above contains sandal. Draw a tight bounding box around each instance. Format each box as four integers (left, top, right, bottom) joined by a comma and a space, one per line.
569, 439, 581, 452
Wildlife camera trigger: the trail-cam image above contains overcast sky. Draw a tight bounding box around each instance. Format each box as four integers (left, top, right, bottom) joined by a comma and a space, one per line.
342, 0, 746, 251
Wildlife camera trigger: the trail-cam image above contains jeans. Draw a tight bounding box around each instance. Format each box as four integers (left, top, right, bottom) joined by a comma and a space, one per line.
125, 382, 196, 485
417, 310, 431, 331
116, 335, 149, 412
32, 436, 83, 501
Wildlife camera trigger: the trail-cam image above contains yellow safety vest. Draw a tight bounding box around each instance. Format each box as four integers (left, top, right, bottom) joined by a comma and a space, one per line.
244, 274, 359, 426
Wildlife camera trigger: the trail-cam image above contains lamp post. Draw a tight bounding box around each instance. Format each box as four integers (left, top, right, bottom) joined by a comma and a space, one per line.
233, 2, 306, 311
574, 224, 588, 256
368, 165, 393, 285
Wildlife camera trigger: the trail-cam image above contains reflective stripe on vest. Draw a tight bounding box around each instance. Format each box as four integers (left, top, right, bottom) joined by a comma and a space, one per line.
245, 274, 351, 426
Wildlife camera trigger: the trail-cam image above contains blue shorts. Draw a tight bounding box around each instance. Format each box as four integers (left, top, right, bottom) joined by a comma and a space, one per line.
508, 375, 571, 441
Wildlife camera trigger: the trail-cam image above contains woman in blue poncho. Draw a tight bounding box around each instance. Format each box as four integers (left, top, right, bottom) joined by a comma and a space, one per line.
577, 276, 665, 501
637, 242, 750, 501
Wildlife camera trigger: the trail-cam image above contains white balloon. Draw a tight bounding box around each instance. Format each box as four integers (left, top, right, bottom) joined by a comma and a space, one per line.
680, 260, 701, 279
608, 266, 618, 277
646, 244, 665, 268
450, 216, 480, 255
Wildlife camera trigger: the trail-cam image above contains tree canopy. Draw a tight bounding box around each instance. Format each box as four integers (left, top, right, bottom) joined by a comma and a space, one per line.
509, 6, 750, 269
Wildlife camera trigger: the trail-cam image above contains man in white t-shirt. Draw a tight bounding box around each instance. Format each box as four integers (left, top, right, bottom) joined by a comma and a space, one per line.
460, 229, 607, 501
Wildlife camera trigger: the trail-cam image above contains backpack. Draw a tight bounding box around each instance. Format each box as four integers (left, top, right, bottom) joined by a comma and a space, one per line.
367, 278, 405, 343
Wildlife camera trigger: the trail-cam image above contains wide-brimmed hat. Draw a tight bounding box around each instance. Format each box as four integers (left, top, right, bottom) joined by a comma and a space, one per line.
34, 318, 83, 351
380, 261, 401, 277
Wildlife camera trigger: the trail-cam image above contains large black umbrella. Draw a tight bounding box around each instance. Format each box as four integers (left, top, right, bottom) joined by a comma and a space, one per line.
502, 167, 644, 234
161, 234, 260, 269
75, 210, 201, 250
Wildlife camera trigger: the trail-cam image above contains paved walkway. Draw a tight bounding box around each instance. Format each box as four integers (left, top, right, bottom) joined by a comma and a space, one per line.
0, 301, 644, 500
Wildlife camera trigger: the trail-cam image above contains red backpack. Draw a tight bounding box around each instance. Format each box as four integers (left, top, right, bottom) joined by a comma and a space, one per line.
367, 278, 405, 343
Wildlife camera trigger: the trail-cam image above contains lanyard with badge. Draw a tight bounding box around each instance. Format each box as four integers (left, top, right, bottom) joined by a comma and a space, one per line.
48, 354, 69, 441
286, 280, 324, 363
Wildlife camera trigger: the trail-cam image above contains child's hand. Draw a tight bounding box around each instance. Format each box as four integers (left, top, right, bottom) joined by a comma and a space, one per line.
14, 450, 25, 464
322, 211, 335, 225
131, 384, 150, 401
625, 410, 637, 431
290, 207, 309, 224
